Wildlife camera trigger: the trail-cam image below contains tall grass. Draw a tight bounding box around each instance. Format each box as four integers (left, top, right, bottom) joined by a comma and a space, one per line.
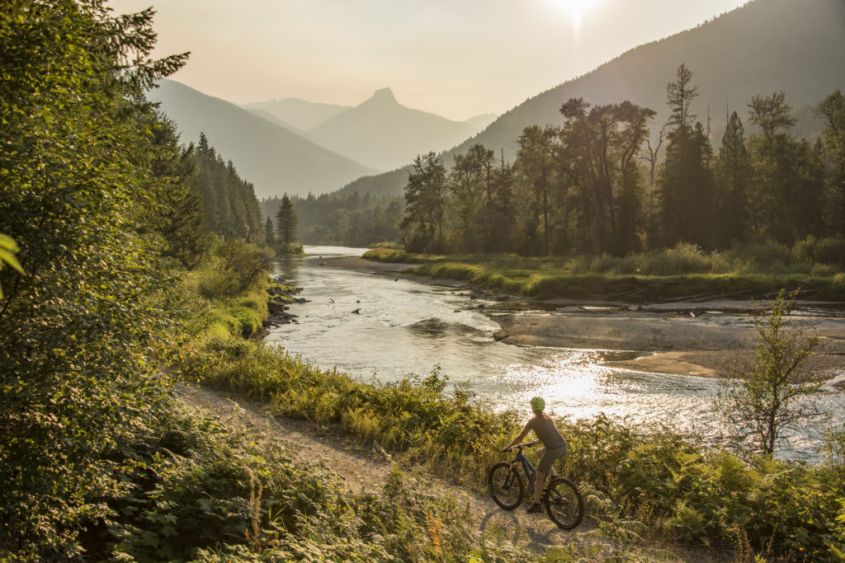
365, 241, 845, 302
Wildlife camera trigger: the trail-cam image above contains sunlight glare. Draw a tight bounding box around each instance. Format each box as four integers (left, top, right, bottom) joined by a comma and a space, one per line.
549, 0, 596, 30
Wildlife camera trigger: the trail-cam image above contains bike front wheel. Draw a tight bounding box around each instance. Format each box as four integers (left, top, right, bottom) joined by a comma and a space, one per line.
488, 462, 524, 510
544, 477, 584, 530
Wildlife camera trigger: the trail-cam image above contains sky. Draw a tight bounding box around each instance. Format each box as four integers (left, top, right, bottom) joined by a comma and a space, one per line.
112, 0, 750, 121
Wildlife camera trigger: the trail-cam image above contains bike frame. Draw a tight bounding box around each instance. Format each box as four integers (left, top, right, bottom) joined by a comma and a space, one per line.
512, 447, 536, 486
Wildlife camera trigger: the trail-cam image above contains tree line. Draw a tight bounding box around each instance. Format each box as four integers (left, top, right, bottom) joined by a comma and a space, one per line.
262, 192, 403, 247
401, 65, 845, 257
189, 132, 265, 245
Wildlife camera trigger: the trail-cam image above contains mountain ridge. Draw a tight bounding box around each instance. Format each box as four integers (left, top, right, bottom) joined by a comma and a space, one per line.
242, 97, 351, 131
149, 80, 376, 199
309, 87, 479, 171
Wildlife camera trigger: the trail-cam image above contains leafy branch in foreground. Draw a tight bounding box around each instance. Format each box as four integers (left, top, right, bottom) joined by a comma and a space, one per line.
0, 234, 24, 299
716, 291, 825, 456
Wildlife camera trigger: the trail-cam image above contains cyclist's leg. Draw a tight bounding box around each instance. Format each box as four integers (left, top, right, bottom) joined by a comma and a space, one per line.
537, 445, 566, 498
529, 448, 547, 506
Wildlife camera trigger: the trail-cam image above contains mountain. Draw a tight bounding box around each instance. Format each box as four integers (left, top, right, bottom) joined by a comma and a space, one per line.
465, 113, 498, 131
332, 0, 845, 200
243, 98, 350, 131
245, 107, 310, 137
309, 88, 478, 171
148, 80, 376, 198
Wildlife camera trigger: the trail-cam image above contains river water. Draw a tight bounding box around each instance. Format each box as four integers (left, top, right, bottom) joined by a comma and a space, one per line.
267, 246, 844, 461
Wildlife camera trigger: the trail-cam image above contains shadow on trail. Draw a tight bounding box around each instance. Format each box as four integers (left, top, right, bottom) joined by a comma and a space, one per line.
479, 506, 597, 550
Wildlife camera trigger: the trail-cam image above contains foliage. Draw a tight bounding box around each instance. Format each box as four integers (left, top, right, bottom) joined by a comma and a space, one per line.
102, 397, 533, 562
364, 245, 845, 302
274, 194, 297, 250
188, 133, 265, 244
262, 191, 403, 247
0, 1, 186, 557
195, 323, 844, 559
393, 64, 845, 260
0, 234, 24, 298
716, 291, 825, 456
401, 152, 449, 252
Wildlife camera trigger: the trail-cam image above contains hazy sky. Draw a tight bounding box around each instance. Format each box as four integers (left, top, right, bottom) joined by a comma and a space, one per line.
113, 0, 749, 121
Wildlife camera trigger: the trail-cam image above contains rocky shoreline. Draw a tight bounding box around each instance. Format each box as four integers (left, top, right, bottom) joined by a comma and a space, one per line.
264, 277, 306, 328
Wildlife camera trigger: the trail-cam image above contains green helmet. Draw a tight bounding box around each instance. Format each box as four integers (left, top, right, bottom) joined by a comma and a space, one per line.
530, 396, 545, 412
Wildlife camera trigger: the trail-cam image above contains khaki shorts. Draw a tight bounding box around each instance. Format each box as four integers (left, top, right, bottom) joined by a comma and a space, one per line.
537, 444, 567, 473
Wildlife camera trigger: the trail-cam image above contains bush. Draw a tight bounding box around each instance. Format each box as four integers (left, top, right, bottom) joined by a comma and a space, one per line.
793, 236, 845, 269
197, 240, 271, 297
727, 240, 800, 274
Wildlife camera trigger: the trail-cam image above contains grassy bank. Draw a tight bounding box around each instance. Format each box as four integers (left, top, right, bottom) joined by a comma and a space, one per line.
363, 244, 845, 302
180, 244, 845, 561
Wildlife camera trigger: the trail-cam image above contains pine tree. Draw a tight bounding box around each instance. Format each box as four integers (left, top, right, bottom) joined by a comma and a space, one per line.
715, 112, 752, 245
818, 90, 845, 237
264, 216, 275, 246
658, 65, 715, 248
276, 194, 298, 250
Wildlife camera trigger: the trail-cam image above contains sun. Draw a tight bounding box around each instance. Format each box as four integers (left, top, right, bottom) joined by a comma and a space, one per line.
549, 0, 596, 29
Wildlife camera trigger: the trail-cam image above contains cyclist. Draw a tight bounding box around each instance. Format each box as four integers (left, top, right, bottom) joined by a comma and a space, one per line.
503, 396, 568, 513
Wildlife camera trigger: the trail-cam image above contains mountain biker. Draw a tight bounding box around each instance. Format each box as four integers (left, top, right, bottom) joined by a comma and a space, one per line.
503, 396, 568, 514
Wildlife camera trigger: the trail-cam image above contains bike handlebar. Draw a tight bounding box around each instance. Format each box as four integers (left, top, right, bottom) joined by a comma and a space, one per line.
504, 440, 541, 452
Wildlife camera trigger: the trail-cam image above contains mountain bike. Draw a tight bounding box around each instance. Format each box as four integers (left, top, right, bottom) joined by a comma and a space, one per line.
488, 440, 584, 530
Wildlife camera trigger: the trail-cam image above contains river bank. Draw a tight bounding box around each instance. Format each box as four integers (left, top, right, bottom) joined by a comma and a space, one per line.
323, 252, 845, 380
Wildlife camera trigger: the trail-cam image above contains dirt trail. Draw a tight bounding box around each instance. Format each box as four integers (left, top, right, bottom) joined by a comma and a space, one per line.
177, 385, 723, 561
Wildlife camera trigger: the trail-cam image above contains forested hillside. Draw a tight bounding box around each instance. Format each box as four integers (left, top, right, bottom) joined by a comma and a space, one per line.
336, 0, 845, 200
188, 133, 265, 244
148, 80, 376, 198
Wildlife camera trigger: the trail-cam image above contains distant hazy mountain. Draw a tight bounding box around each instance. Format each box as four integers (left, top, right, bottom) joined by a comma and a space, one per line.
243, 98, 350, 131
333, 0, 845, 200
309, 88, 478, 171
148, 80, 376, 198
465, 113, 498, 132
245, 107, 310, 137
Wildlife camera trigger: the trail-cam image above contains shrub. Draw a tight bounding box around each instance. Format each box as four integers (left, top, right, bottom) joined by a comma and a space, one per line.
794, 236, 845, 269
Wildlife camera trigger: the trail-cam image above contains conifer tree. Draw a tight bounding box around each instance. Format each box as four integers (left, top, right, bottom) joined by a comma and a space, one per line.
715, 112, 752, 245
658, 65, 715, 248
264, 216, 276, 246
276, 194, 298, 250
818, 90, 845, 236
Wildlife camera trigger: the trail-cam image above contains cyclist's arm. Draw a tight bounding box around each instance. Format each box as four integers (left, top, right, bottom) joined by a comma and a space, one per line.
503, 421, 533, 450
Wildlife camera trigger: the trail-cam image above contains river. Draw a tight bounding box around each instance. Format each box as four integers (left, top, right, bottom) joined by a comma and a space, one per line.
267, 246, 845, 462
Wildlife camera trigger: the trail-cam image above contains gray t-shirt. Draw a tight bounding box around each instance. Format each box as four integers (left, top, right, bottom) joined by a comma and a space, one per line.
528, 414, 566, 449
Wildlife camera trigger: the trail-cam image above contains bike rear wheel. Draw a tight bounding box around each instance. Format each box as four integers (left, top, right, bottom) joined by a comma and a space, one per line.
488, 462, 524, 510
544, 477, 584, 530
